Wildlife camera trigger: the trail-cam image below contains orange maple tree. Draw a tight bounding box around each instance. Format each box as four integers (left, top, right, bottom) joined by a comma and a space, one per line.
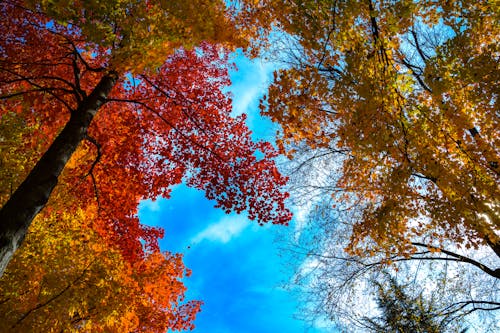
1, 188, 200, 332
0, 0, 291, 275
0, 0, 291, 329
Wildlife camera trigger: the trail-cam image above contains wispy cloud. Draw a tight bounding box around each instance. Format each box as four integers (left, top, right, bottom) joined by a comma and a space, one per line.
138, 198, 167, 227
229, 55, 277, 116
191, 215, 251, 244
139, 199, 161, 212
232, 83, 261, 117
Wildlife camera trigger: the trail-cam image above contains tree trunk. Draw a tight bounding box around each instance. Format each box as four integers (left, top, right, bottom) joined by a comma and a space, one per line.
0, 71, 118, 276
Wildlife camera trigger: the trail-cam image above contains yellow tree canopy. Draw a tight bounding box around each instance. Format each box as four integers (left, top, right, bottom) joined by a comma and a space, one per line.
258, 0, 499, 256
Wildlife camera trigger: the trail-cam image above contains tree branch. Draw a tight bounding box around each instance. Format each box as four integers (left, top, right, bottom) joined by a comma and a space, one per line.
412, 242, 500, 279
13, 259, 95, 328
0, 67, 76, 111
410, 29, 430, 62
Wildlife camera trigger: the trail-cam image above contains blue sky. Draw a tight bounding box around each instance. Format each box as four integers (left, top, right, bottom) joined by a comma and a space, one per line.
139, 52, 329, 333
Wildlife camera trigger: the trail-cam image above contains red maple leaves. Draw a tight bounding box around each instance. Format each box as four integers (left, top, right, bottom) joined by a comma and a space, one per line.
0, 1, 290, 330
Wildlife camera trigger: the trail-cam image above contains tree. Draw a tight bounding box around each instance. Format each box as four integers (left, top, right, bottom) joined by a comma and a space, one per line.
0, 196, 201, 332
261, 0, 499, 256
0, 0, 291, 274
251, 0, 499, 328
283, 198, 499, 332
0, 137, 203, 332
361, 274, 466, 333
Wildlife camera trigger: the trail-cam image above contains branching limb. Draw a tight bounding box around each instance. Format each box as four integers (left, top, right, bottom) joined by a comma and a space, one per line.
0, 67, 76, 111
398, 56, 433, 93
13, 259, 95, 328
410, 28, 430, 62
412, 242, 500, 279
439, 300, 500, 319
0, 88, 74, 100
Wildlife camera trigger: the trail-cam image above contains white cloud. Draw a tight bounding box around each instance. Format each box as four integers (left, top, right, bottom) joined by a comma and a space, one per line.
139, 199, 161, 212
138, 197, 172, 227
229, 57, 277, 117
298, 257, 321, 276
232, 83, 261, 116
191, 215, 251, 244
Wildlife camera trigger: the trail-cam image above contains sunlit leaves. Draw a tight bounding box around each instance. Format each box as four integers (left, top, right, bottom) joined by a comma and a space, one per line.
259, 0, 499, 256
0, 196, 200, 332
27, 0, 247, 72
0, 0, 291, 330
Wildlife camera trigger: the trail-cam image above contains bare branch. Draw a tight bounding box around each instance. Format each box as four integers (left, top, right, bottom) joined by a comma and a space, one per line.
412, 242, 500, 279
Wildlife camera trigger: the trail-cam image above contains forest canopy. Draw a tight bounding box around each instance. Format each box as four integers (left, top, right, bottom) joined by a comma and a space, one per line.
256, 0, 499, 330
0, 0, 290, 330
0, 0, 498, 331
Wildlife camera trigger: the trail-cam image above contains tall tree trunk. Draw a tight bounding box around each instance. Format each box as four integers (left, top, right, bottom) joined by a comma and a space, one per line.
0, 71, 118, 276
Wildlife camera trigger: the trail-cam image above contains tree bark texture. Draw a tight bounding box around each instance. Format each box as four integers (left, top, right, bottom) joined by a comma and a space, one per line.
0, 72, 118, 276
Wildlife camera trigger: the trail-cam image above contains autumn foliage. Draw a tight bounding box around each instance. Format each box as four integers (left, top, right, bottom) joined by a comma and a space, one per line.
0, 196, 200, 332
0, 0, 290, 330
259, 0, 499, 257
249, 1, 499, 329
3, 0, 497, 330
